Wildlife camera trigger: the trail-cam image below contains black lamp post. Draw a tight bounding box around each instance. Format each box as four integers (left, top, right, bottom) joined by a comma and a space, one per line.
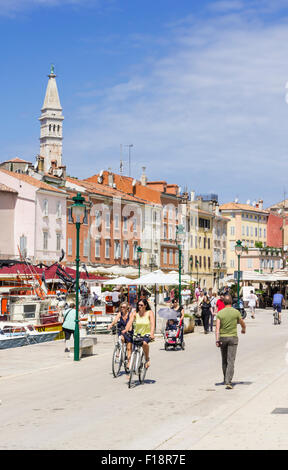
71, 192, 86, 362
235, 240, 243, 308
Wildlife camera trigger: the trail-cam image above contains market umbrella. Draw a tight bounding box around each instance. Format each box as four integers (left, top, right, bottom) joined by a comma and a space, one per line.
103, 276, 134, 285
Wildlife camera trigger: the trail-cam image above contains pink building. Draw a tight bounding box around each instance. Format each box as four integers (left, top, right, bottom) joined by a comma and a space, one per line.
0, 169, 67, 263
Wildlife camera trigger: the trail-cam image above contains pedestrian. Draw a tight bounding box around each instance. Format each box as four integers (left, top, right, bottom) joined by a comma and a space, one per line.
111, 288, 120, 313
182, 287, 191, 307
215, 294, 246, 389
216, 293, 225, 313
247, 290, 258, 319
200, 296, 213, 334
210, 292, 217, 332
62, 302, 77, 353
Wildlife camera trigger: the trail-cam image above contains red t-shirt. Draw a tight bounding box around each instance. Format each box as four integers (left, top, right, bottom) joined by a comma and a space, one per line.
216, 299, 225, 311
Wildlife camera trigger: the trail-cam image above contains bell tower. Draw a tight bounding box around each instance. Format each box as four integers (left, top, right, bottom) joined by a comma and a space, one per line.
39, 65, 64, 173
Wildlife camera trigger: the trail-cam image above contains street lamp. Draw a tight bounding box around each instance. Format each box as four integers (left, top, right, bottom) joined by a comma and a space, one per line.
217, 262, 221, 292
189, 255, 193, 284
235, 240, 243, 308
71, 192, 86, 362
137, 246, 143, 297
176, 224, 185, 306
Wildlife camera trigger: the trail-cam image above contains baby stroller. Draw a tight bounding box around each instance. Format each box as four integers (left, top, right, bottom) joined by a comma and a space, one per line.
164, 318, 185, 350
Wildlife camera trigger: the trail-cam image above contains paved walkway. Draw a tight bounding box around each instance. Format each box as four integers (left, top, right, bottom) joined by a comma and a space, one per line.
1, 309, 288, 450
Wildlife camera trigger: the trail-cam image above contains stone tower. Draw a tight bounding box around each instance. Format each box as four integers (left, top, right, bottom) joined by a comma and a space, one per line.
39, 65, 64, 173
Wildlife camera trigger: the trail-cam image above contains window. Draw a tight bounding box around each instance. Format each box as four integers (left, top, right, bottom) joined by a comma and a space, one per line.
114, 240, 121, 259
20, 235, 27, 257
230, 259, 235, 268
230, 226, 235, 236
132, 217, 137, 233
83, 238, 89, 257
95, 239, 100, 258
164, 224, 168, 239
123, 241, 129, 259
247, 259, 253, 268
169, 225, 173, 240
114, 214, 120, 230
56, 233, 61, 251
264, 228, 266, 238
169, 249, 173, 265
56, 201, 62, 219
133, 242, 138, 260
199, 256, 202, 268
208, 257, 211, 269
204, 256, 206, 268
199, 237, 202, 249
259, 228, 262, 237
242, 225, 245, 236
43, 231, 48, 250
195, 235, 197, 248
203, 237, 206, 249
43, 199, 48, 217
123, 216, 128, 232
255, 227, 257, 237
199, 218, 210, 229
68, 238, 72, 256
105, 240, 110, 259
163, 248, 167, 265
208, 238, 210, 249
68, 208, 73, 223
105, 211, 110, 229
246, 226, 249, 236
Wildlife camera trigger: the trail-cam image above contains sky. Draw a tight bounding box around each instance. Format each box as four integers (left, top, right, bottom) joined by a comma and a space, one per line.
1, 0, 288, 206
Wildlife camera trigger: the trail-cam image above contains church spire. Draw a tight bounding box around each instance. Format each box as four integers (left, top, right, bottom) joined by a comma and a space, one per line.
39, 65, 64, 173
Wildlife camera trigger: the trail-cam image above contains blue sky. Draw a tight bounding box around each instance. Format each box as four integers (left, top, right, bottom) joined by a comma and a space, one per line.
1, 0, 288, 206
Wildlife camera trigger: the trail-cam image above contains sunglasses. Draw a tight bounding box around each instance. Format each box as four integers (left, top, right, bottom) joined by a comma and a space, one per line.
138, 303, 144, 307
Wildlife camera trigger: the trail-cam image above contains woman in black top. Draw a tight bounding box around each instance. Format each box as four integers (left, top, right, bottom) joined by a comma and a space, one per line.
201, 296, 212, 334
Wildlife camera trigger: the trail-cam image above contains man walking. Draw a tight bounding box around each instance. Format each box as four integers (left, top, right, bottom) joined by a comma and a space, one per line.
215, 294, 246, 389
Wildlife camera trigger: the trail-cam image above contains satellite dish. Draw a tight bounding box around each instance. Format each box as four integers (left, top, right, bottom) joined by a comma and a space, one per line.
97, 176, 103, 184
34, 161, 38, 171
246, 200, 250, 205
252, 201, 256, 206
99, 170, 104, 177
234, 198, 239, 203
132, 179, 137, 187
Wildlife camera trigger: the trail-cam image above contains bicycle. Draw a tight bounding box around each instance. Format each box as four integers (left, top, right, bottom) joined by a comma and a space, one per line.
273, 305, 281, 325
111, 327, 129, 377
128, 334, 151, 388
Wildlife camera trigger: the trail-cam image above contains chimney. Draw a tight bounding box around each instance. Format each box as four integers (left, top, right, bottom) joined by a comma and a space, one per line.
37, 155, 44, 173
141, 166, 147, 186
108, 168, 114, 187
215, 205, 220, 216
258, 199, 263, 210
190, 190, 195, 202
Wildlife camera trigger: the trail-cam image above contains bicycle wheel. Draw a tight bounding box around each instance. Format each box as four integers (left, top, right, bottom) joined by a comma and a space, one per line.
138, 351, 147, 384
128, 351, 137, 388
112, 343, 122, 377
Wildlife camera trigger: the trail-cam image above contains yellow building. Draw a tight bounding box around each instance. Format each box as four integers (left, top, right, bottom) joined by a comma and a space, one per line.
219, 202, 269, 275
189, 206, 214, 290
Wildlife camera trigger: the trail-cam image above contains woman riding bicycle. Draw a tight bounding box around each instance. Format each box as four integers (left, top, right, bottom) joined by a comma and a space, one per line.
122, 298, 155, 369
108, 302, 133, 367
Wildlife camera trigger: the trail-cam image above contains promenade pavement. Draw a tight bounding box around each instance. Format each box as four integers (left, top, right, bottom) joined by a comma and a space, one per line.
1, 308, 288, 450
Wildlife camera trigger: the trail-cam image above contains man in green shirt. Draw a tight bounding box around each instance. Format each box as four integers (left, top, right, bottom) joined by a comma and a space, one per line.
215, 294, 246, 389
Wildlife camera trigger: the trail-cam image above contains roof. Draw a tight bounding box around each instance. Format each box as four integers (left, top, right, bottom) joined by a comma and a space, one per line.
0, 169, 65, 194
219, 202, 269, 214
1, 157, 32, 164
0, 183, 18, 194
85, 172, 162, 205
66, 176, 149, 204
